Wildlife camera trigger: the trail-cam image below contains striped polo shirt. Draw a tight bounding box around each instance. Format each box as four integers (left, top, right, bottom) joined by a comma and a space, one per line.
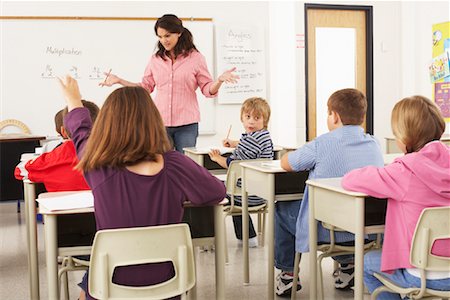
227, 129, 274, 206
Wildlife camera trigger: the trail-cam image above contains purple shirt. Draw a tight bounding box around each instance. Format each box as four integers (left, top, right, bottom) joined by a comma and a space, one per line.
65, 107, 226, 289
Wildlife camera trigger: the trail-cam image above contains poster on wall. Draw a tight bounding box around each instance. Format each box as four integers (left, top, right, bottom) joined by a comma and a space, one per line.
435, 82, 450, 122
432, 21, 450, 116
429, 53, 450, 83
215, 24, 266, 104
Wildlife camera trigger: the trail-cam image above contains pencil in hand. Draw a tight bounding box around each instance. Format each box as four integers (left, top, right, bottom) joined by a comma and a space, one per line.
100, 68, 112, 87
223, 125, 232, 147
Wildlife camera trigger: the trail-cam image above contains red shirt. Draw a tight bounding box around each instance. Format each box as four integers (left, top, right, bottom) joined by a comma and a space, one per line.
140, 51, 217, 127
14, 140, 90, 192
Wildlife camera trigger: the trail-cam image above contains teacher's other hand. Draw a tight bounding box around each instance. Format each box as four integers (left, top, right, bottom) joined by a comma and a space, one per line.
99, 73, 121, 87
218, 67, 239, 84
57, 75, 83, 111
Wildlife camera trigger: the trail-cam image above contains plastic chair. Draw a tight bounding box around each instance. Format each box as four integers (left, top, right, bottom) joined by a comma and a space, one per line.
371, 206, 450, 300
88, 223, 196, 300
223, 159, 269, 262
291, 223, 378, 300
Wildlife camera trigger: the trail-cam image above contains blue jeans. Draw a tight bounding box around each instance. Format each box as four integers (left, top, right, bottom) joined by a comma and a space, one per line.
364, 250, 450, 299
275, 200, 301, 272
166, 123, 198, 153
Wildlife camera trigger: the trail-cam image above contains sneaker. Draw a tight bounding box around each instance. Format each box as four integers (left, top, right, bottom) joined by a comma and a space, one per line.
333, 263, 354, 290
275, 271, 302, 297
237, 236, 258, 248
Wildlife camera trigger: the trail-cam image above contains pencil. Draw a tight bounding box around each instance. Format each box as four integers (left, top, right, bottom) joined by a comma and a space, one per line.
226, 125, 232, 140
101, 68, 112, 86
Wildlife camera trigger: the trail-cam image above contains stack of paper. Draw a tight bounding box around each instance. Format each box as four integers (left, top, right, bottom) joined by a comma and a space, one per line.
261, 160, 282, 169
196, 146, 235, 154
37, 191, 94, 211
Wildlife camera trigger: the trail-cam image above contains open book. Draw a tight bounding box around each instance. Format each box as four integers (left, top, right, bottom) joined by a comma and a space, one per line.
37, 191, 93, 211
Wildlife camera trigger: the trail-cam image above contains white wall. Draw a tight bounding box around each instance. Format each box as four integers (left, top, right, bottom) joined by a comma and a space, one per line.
271, 0, 449, 151
0, 1, 270, 147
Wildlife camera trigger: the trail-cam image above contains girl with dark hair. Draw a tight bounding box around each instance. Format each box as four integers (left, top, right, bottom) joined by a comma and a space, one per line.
101, 14, 239, 152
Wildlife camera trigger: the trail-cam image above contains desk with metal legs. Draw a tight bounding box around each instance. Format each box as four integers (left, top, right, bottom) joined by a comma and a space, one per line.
38, 192, 226, 300
240, 160, 306, 300
306, 178, 386, 300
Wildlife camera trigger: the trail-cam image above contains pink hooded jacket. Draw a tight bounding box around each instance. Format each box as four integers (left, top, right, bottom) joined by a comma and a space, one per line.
342, 141, 450, 273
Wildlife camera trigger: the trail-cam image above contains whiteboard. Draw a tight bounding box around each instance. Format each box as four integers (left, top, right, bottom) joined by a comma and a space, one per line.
0, 18, 215, 135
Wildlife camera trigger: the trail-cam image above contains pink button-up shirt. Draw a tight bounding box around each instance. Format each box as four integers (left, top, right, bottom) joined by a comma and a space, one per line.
140, 51, 217, 127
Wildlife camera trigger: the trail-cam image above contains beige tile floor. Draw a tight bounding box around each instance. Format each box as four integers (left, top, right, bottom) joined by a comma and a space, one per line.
0, 200, 368, 299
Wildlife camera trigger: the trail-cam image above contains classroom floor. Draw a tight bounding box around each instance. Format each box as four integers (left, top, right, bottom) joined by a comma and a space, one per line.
0, 200, 370, 299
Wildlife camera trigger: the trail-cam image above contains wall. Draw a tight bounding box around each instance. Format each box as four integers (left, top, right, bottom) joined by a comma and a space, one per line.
270, 0, 449, 151
0, 1, 270, 147
2, 1, 448, 150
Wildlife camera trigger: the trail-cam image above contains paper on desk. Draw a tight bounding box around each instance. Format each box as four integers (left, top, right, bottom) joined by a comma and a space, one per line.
261, 160, 282, 168
196, 146, 234, 154
37, 191, 94, 211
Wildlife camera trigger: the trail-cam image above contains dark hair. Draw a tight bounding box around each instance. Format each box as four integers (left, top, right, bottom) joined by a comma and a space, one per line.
327, 88, 367, 125
63, 100, 100, 138
77, 86, 172, 171
54, 109, 64, 135
154, 14, 197, 60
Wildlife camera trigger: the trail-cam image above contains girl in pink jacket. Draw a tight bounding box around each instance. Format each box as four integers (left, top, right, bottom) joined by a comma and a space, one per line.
342, 95, 450, 299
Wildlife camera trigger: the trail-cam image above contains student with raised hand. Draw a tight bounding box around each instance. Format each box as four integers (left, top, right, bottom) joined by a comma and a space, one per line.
342, 95, 450, 299
277, 89, 384, 297
208, 97, 273, 248
14, 100, 99, 192
100, 14, 239, 153
58, 75, 226, 300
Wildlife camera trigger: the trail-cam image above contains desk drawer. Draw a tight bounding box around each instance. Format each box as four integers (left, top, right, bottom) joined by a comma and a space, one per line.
182, 206, 215, 238
365, 197, 387, 226
57, 213, 96, 247
275, 171, 309, 194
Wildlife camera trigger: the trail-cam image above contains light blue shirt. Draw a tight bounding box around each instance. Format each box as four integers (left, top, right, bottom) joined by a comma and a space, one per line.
288, 125, 384, 252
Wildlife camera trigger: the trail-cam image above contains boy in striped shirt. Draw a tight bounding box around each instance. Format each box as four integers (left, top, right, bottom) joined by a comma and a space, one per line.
209, 97, 273, 247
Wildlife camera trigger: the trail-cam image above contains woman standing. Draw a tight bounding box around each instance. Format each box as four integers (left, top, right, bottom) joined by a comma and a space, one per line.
101, 14, 238, 152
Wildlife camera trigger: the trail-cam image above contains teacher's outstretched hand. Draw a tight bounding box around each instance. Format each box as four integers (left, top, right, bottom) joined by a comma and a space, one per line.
219, 67, 239, 84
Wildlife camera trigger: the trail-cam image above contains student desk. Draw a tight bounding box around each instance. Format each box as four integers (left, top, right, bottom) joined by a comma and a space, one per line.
184, 145, 284, 172
385, 134, 450, 153
0, 134, 45, 201
26, 188, 226, 300
239, 160, 307, 299
306, 178, 387, 300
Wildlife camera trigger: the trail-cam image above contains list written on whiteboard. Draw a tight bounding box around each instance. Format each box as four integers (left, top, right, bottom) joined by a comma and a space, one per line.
216, 25, 266, 104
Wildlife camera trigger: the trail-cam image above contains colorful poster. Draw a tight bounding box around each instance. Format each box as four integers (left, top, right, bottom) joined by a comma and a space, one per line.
429, 53, 450, 83
435, 82, 450, 122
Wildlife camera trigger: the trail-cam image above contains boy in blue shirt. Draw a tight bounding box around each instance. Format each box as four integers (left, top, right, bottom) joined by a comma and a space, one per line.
275, 88, 384, 297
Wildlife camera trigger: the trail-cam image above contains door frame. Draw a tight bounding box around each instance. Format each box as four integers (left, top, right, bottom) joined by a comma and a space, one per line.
305, 3, 374, 140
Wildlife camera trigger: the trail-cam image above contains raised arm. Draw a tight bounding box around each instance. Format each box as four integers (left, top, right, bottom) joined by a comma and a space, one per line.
57, 75, 83, 111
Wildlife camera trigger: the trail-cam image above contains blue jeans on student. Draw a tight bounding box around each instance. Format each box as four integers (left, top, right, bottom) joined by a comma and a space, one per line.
364, 250, 450, 299
166, 123, 198, 153
275, 200, 301, 272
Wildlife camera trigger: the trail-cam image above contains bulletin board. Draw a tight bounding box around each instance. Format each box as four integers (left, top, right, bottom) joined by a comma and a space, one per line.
431, 21, 450, 122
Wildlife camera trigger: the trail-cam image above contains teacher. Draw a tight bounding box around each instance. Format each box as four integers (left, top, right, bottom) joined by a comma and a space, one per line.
101, 14, 239, 152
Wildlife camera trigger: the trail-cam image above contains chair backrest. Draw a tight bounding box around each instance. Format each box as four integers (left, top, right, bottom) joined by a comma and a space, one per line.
88, 223, 195, 300
225, 158, 270, 200
410, 206, 450, 272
